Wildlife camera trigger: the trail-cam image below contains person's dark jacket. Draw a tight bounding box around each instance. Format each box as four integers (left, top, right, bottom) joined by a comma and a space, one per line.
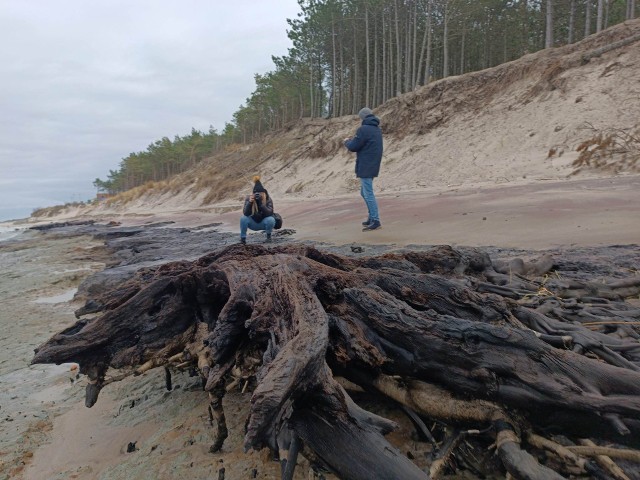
344, 114, 383, 178
243, 194, 274, 222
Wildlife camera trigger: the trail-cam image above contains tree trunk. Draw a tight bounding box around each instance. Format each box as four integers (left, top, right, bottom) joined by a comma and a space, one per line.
545, 0, 554, 48
365, 5, 370, 107
394, 0, 402, 95
462, 28, 467, 73
521, 0, 529, 55
443, 1, 450, 78
411, 0, 418, 89
425, 0, 433, 83
404, 2, 412, 94
339, 24, 345, 117
308, 59, 314, 119
331, 16, 337, 117
33, 244, 640, 479
597, 0, 604, 33
373, 13, 379, 106
352, 25, 359, 114
569, 0, 576, 44
382, 11, 387, 103
415, 0, 430, 89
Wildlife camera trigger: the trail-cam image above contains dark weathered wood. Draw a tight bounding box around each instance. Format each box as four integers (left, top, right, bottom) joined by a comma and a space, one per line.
429, 428, 463, 478
402, 405, 436, 446
208, 382, 228, 453
32, 243, 640, 479
581, 33, 640, 63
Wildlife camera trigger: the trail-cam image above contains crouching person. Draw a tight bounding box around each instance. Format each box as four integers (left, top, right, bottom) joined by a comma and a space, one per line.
240, 176, 275, 244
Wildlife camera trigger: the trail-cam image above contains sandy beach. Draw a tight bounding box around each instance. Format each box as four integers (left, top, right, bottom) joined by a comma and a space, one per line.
1, 173, 639, 479
247, 175, 640, 249
90, 174, 640, 250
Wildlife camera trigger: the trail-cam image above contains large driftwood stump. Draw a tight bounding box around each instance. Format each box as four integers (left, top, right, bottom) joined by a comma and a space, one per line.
32, 244, 640, 479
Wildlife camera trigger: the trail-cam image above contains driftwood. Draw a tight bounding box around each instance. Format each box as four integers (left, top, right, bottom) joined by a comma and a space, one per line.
32, 243, 640, 479
581, 32, 640, 63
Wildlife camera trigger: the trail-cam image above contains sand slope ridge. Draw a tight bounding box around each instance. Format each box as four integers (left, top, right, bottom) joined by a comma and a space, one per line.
35, 18, 640, 224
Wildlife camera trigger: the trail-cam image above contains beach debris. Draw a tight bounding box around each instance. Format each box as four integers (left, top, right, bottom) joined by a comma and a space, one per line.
32, 244, 640, 479
29, 220, 96, 231
274, 229, 295, 236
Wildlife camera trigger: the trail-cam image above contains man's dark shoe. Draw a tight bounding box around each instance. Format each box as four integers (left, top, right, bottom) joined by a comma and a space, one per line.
362, 220, 381, 231
362, 218, 371, 226
265, 233, 273, 243
240, 237, 246, 245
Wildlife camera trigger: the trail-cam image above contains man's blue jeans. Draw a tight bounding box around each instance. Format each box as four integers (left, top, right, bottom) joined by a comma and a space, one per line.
240, 215, 276, 239
360, 178, 379, 222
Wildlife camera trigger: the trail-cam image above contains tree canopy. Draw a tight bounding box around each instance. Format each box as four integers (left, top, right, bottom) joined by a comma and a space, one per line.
95, 0, 637, 195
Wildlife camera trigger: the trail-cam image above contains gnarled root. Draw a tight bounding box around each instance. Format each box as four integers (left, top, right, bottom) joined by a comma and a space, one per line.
31, 244, 640, 479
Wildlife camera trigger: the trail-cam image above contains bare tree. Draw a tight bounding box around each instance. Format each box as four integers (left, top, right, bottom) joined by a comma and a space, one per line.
585, 0, 592, 37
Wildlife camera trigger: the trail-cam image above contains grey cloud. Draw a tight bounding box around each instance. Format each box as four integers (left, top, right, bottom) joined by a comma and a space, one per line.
0, 0, 300, 221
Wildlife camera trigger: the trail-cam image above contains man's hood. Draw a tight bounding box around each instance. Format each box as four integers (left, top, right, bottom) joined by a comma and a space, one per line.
362, 115, 380, 127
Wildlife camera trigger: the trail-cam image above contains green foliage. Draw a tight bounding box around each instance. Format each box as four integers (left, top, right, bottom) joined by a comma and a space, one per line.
94, 126, 229, 194
96, 0, 638, 196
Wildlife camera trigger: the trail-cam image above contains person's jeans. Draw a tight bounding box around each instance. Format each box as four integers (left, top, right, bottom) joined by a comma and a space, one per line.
240, 215, 276, 239
359, 178, 379, 222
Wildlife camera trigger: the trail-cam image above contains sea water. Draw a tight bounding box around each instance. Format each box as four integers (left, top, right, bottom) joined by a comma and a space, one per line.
0, 224, 27, 242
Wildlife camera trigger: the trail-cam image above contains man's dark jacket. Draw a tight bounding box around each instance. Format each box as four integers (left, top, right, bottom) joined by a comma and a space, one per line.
344, 114, 383, 178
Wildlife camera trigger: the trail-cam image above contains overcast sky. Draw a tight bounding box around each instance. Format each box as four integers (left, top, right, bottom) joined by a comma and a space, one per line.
0, 0, 301, 221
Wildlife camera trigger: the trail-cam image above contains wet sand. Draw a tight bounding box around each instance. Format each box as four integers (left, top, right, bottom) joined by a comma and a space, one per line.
0, 233, 108, 479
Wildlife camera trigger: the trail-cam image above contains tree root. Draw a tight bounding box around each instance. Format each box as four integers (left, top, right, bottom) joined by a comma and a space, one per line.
578, 439, 631, 480
31, 244, 640, 479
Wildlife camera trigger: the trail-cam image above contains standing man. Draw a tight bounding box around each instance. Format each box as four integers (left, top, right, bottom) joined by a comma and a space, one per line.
344, 107, 383, 231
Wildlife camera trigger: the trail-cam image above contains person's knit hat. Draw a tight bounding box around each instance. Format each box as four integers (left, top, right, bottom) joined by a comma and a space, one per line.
252, 175, 267, 194
358, 107, 373, 120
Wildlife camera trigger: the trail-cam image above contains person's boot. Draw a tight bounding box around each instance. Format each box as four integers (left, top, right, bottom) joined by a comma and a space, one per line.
362, 217, 372, 226
265, 233, 272, 243
362, 220, 381, 231
240, 237, 246, 245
